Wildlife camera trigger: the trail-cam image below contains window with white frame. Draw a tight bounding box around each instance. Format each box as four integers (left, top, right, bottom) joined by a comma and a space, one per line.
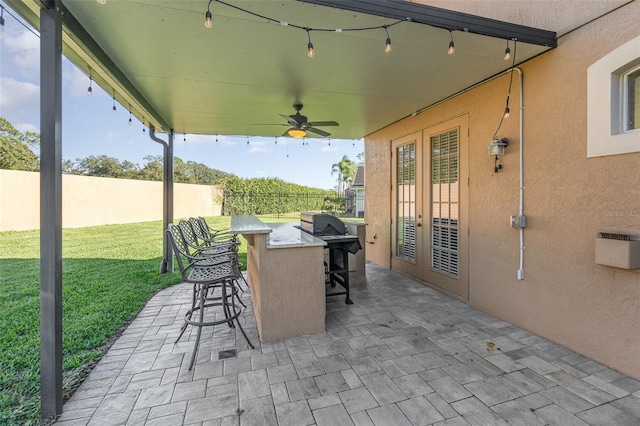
587, 35, 640, 158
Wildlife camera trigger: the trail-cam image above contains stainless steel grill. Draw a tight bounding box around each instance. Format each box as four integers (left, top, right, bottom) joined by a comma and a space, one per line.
300, 213, 361, 304
300, 212, 347, 236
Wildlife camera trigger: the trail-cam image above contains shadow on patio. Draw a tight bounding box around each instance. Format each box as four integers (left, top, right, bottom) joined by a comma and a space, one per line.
55, 264, 640, 425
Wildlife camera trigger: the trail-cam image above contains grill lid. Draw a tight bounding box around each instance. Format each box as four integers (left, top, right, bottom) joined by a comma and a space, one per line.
300, 212, 347, 236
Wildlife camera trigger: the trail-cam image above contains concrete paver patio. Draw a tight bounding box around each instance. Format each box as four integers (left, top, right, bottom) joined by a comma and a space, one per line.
55, 264, 640, 425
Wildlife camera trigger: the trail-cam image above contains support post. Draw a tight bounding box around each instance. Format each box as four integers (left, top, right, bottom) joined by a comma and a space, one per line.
149, 127, 174, 273
39, 0, 63, 419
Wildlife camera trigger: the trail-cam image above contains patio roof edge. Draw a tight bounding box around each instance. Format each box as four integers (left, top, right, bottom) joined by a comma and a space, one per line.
298, 0, 558, 48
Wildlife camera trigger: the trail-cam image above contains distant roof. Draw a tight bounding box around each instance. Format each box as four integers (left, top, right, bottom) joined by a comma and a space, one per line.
352, 163, 364, 188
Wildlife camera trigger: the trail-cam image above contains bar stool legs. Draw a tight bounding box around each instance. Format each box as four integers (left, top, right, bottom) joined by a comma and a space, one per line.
176, 279, 254, 370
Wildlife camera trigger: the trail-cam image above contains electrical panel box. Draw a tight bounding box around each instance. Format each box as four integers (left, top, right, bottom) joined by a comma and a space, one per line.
510, 215, 526, 229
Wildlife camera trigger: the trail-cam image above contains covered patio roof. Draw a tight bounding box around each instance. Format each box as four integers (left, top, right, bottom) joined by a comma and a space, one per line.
4, 0, 558, 421
7, 0, 555, 139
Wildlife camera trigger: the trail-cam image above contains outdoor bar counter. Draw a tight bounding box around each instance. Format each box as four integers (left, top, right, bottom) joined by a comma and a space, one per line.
230, 216, 327, 342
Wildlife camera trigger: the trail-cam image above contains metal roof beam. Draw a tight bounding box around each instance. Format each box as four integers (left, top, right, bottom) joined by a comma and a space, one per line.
299, 0, 557, 47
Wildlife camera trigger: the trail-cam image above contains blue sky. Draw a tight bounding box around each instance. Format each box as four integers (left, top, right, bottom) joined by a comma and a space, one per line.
0, 3, 363, 190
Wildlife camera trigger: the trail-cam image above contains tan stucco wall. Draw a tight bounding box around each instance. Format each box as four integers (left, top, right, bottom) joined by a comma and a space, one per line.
245, 232, 325, 342
365, 2, 640, 379
0, 170, 223, 230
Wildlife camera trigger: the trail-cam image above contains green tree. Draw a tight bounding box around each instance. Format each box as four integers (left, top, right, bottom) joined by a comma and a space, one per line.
74, 155, 126, 177
139, 155, 163, 181
331, 155, 355, 196
0, 117, 39, 171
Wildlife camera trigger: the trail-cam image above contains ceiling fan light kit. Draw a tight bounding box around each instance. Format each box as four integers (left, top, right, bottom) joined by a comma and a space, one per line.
288, 128, 307, 138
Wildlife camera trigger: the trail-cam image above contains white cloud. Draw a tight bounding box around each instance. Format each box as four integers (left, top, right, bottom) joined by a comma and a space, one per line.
3, 28, 40, 72
15, 122, 39, 133
64, 65, 95, 97
320, 144, 340, 153
248, 140, 270, 153
0, 77, 39, 129
178, 134, 236, 146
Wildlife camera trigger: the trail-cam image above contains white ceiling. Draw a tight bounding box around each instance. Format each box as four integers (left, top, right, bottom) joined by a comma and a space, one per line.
9, 0, 556, 139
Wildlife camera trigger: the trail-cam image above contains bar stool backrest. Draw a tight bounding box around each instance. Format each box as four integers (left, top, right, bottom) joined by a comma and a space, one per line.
189, 217, 209, 243
166, 224, 192, 280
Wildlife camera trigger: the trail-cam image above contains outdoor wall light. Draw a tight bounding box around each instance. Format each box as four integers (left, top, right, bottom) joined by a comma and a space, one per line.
489, 138, 509, 156
489, 138, 509, 172
288, 128, 307, 138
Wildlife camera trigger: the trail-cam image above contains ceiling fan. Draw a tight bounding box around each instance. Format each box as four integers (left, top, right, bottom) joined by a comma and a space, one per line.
277, 103, 339, 138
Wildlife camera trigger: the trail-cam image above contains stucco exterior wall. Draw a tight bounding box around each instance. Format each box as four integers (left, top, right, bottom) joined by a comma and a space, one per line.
0, 170, 223, 230
365, 1, 640, 379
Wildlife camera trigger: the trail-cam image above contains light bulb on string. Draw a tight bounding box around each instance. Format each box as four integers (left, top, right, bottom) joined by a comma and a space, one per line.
504, 40, 511, 61
87, 70, 93, 96
306, 29, 314, 58
275, 137, 278, 145
384, 26, 391, 53
128, 107, 132, 126
216, 135, 219, 143
142, 119, 146, 133
204, 0, 213, 28
448, 30, 455, 55
504, 106, 510, 119
184, 134, 187, 142
112, 90, 117, 114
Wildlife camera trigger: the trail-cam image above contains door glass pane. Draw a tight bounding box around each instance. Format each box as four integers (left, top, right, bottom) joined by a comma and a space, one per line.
431, 130, 459, 277
396, 142, 416, 262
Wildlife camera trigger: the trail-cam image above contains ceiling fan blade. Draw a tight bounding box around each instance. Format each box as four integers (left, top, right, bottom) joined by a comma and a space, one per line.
280, 114, 300, 126
307, 127, 331, 137
308, 121, 339, 127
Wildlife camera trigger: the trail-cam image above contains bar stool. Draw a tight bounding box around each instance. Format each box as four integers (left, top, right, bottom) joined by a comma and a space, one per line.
167, 224, 254, 370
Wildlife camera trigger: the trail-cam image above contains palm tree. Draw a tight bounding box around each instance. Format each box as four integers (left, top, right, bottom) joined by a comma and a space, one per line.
331, 155, 355, 196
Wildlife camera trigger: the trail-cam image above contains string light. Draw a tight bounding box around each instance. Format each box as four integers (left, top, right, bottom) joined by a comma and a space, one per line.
204, 0, 213, 28
142, 118, 146, 133
275, 137, 278, 145
384, 25, 391, 53
504, 40, 511, 61
128, 107, 132, 126
112, 90, 117, 114
0, 6, 5, 32
184, 134, 187, 142
216, 135, 219, 143
306, 29, 314, 58
87, 69, 93, 96
492, 40, 517, 140
204, 0, 403, 58
448, 30, 455, 55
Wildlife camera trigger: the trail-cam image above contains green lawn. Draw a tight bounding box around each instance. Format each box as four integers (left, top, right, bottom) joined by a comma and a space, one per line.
0, 217, 241, 425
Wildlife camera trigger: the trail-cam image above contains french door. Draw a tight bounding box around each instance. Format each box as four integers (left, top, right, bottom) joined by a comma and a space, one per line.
391, 132, 423, 278
391, 117, 468, 298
